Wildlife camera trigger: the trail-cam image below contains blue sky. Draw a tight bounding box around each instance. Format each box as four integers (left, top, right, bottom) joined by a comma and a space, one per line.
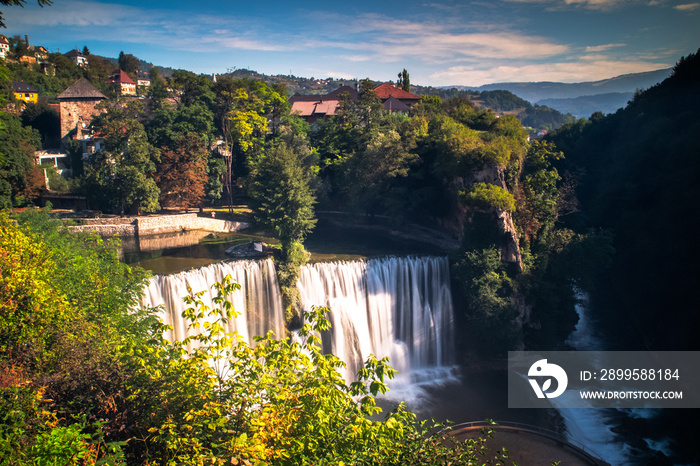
4, 0, 699, 86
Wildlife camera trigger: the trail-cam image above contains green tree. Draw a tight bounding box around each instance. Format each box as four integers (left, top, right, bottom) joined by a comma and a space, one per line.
0, 111, 43, 207
514, 140, 563, 247
460, 182, 516, 213
451, 246, 519, 354
344, 124, 418, 216
249, 143, 317, 247
248, 143, 317, 319
117, 51, 139, 74
121, 277, 511, 465
82, 99, 160, 214
21, 100, 60, 148
397, 68, 410, 92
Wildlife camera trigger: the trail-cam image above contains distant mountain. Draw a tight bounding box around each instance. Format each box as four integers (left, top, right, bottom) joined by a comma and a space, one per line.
445, 68, 672, 104
537, 92, 633, 118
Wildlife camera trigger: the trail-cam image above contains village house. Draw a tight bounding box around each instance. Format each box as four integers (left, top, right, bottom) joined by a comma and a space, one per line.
65, 49, 88, 67
371, 83, 422, 112
28, 45, 48, 61
135, 70, 151, 88
289, 83, 422, 123
0, 35, 9, 59
58, 78, 106, 156
106, 69, 136, 96
12, 81, 39, 105
289, 85, 358, 123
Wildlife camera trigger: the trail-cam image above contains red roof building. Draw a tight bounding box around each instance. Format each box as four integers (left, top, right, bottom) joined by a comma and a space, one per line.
106, 69, 136, 96
372, 83, 421, 108
289, 86, 359, 123
289, 83, 421, 122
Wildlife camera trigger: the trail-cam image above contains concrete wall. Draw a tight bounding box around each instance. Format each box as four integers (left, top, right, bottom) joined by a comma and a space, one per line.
68, 213, 250, 237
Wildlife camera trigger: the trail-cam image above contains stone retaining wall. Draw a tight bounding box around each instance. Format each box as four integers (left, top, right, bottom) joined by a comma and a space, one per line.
68, 213, 250, 237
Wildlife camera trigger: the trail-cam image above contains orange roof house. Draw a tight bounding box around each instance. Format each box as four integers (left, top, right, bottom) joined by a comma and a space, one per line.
289, 85, 359, 123
289, 83, 421, 122
372, 83, 421, 110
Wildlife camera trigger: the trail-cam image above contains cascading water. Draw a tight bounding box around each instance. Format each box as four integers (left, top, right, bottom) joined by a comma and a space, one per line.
297, 256, 457, 398
141, 255, 457, 400
141, 259, 285, 345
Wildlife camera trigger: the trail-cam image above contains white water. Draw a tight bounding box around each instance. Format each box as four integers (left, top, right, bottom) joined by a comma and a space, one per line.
141, 259, 285, 346
297, 256, 457, 398
142, 256, 458, 400
556, 291, 631, 465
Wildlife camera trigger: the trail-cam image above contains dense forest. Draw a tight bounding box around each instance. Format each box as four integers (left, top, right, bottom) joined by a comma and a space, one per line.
548, 49, 700, 352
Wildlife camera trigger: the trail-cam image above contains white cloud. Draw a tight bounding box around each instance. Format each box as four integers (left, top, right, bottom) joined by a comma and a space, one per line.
340, 55, 374, 62
674, 3, 700, 10
429, 59, 670, 86
501, 0, 651, 10
322, 71, 357, 80
585, 43, 626, 52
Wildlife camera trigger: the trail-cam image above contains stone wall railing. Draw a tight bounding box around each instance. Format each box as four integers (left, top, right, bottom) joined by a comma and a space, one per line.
68, 213, 250, 237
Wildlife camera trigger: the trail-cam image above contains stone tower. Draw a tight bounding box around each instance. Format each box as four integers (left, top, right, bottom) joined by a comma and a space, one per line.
57, 78, 106, 142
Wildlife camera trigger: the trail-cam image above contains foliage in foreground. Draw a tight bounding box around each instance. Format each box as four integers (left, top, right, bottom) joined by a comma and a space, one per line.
123, 279, 510, 465
1, 210, 511, 465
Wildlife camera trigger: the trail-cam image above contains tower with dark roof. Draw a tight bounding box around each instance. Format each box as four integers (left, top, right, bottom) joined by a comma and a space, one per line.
58, 78, 107, 141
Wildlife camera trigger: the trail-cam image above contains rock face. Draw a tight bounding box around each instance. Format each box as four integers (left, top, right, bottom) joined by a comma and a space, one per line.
468, 164, 524, 272
496, 209, 523, 272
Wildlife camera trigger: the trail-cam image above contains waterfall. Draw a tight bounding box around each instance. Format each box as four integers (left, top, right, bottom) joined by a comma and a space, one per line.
297, 256, 456, 395
142, 255, 457, 398
141, 259, 285, 345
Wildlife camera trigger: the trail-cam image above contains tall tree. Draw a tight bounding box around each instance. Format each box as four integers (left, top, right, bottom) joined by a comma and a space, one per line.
397, 68, 410, 92
117, 51, 140, 74
0, 111, 43, 208
82, 99, 160, 214
249, 143, 316, 248
248, 142, 317, 320
155, 133, 208, 208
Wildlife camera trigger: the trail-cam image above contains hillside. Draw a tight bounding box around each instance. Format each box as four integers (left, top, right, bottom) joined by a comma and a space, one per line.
549, 50, 700, 353
453, 68, 672, 102
537, 92, 632, 118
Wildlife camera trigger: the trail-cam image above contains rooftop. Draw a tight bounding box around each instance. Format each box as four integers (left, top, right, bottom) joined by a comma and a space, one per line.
58, 78, 107, 100
12, 81, 39, 93
106, 69, 135, 85
372, 83, 421, 101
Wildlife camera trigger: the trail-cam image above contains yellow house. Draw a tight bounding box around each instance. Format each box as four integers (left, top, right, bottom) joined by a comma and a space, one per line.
12, 81, 39, 104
